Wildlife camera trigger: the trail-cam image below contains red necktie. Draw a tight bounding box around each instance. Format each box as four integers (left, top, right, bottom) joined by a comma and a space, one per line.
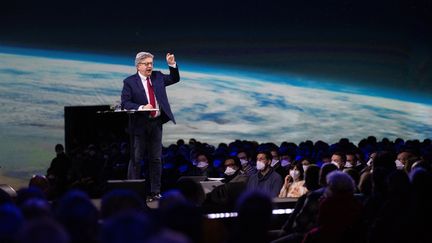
146, 77, 156, 117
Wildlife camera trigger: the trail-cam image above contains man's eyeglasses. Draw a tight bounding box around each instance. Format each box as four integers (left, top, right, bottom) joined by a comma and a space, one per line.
139, 62, 153, 66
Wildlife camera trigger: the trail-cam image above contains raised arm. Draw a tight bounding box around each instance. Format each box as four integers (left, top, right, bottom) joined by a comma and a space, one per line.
164, 52, 180, 86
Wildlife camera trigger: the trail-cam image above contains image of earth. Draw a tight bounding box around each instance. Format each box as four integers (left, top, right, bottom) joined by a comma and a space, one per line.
1, 46, 431, 188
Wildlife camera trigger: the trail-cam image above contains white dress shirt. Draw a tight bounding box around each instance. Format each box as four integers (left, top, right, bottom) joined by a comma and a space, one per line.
137, 63, 176, 117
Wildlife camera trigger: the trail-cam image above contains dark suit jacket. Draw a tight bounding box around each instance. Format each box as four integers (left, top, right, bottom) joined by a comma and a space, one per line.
121, 66, 180, 134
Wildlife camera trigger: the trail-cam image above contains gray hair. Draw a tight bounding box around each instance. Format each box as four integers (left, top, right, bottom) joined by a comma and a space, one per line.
326, 171, 356, 195
135, 52, 154, 66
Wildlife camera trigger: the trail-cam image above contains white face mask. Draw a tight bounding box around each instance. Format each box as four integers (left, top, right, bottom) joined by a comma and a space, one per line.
289, 170, 300, 180
240, 159, 249, 166
331, 161, 340, 169
271, 159, 279, 167
302, 165, 309, 172
367, 158, 373, 166
395, 160, 404, 170
344, 162, 353, 168
197, 161, 208, 168
281, 159, 290, 167
224, 167, 237, 176
256, 161, 266, 171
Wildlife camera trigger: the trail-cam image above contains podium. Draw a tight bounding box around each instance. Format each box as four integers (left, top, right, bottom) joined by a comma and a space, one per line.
64, 105, 158, 179
97, 108, 160, 179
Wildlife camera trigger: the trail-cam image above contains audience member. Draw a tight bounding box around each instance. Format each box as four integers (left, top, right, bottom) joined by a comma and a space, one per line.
278, 162, 307, 198
17, 218, 69, 243
228, 191, 273, 243
1, 136, 423, 243
54, 190, 99, 243
247, 151, 283, 197
302, 171, 363, 243
237, 149, 257, 176
99, 212, 155, 243
46, 144, 72, 197
100, 189, 148, 219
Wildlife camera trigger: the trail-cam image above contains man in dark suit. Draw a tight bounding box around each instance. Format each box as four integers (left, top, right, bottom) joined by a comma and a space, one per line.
121, 51, 180, 201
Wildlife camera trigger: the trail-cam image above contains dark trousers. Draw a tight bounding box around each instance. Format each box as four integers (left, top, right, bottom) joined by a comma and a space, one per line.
128, 117, 163, 194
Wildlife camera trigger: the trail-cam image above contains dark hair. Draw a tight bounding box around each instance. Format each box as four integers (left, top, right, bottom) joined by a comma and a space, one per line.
55, 190, 99, 243
290, 161, 305, 180
373, 151, 396, 171
237, 149, 251, 160
332, 152, 347, 163
225, 156, 242, 168
319, 163, 338, 187
233, 191, 273, 243
257, 151, 273, 161
175, 178, 205, 206
55, 144, 64, 152
304, 164, 320, 191
343, 168, 360, 188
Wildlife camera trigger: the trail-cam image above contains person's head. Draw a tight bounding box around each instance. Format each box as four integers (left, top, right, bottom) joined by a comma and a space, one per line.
396, 151, 415, 169
304, 164, 320, 191
15, 187, 46, 207
55, 190, 99, 243
18, 218, 69, 243
20, 198, 52, 220
331, 152, 346, 170
55, 144, 64, 155
343, 168, 360, 189
100, 212, 154, 243
345, 152, 358, 168
159, 201, 203, 243
135, 52, 154, 77
288, 162, 304, 181
0, 203, 23, 242
195, 152, 210, 170
176, 139, 185, 146
223, 156, 241, 176
319, 163, 338, 187
325, 171, 356, 197
367, 151, 377, 167
300, 158, 313, 172
280, 152, 294, 168
256, 151, 272, 172
270, 149, 279, 164
409, 167, 432, 201
175, 178, 205, 206
321, 153, 332, 164
237, 150, 251, 167
100, 189, 148, 219
87, 144, 97, 157
28, 175, 50, 197
358, 171, 373, 196
373, 151, 396, 171
387, 170, 410, 199
235, 191, 273, 242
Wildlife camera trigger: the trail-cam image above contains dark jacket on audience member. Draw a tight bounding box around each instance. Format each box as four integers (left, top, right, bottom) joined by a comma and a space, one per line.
247, 168, 283, 198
